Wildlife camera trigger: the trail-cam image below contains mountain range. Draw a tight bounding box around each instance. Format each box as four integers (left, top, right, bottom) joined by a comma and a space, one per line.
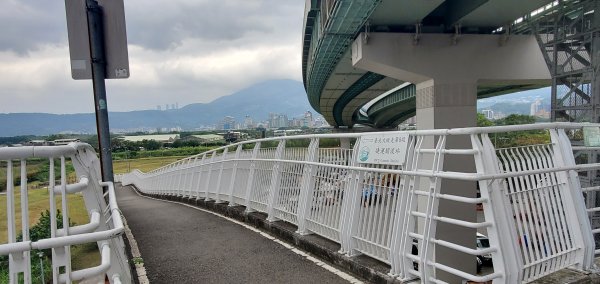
0, 82, 553, 137
0, 79, 313, 136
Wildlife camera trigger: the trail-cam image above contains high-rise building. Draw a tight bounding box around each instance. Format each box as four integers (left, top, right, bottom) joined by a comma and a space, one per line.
304, 111, 314, 127
218, 116, 236, 130
481, 109, 494, 120
157, 105, 162, 111
244, 115, 254, 129
530, 98, 542, 116
268, 113, 288, 128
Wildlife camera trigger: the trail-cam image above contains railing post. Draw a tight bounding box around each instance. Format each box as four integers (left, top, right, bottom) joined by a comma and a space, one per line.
181, 158, 193, 198
188, 156, 199, 198
339, 141, 363, 255
266, 140, 286, 222
168, 163, 177, 196
552, 129, 596, 269
245, 142, 262, 213
19, 159, 32, 283
175, 160, 185, 197
204, 152, 216, 200
389, 135, 416, 277
296, 138, 320, 234
228, 145, 243, 206
471, 133, 518, 283
194, 154, 207, 200
215, 148, 229, 203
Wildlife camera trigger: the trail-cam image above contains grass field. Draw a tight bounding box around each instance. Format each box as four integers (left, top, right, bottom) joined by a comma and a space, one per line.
0, 187, 100, 270
113, 156, 186, 174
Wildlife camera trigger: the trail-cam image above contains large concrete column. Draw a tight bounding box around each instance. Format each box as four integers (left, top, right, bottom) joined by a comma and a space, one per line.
416, 79, 477, 282
352, 32, 550, 282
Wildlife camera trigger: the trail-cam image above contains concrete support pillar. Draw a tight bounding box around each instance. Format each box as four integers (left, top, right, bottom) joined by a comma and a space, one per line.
416, 79, 477, 282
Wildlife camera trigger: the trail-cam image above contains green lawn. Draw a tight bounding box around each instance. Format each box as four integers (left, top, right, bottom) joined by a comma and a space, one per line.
113, 156, 187, 174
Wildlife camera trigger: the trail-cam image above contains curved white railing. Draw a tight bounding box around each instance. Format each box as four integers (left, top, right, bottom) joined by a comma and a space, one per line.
122, 123, 600, 283
0, 143, 131, 284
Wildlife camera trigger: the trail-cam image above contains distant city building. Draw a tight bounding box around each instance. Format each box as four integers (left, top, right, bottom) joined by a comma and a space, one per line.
243, 115, 255, 129
218, 116, 236, 130
304, 111, 314, 127
26, 140, 54, 146
119, 134, 180, 143
222, 131, 248, 142
530, 98, 543, 116
481, 109, 494, 120
182, 134, 224, 144
269, 113, 288, 128
157, 105, 162, 111
53, 138, 81, 146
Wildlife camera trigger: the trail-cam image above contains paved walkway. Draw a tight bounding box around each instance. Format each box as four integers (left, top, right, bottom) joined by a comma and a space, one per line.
116, 185, 353, 284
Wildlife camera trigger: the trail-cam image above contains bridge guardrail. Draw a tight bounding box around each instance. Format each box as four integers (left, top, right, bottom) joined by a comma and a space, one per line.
1, 143, 131, 284
122, 123, 600, 283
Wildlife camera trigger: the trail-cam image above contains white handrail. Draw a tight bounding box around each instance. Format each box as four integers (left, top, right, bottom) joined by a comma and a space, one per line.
0, 143, 131, 284
122, 123, 600, 283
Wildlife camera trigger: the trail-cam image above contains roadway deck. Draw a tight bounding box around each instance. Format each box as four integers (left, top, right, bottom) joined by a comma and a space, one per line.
116, 184, 354, 284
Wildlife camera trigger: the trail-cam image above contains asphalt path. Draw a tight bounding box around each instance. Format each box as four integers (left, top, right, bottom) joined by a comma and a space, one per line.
116, 185, 352, 284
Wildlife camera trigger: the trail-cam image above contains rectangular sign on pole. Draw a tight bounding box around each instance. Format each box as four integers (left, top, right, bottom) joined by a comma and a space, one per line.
357, 132, 410, 165
65, 0, 129, 80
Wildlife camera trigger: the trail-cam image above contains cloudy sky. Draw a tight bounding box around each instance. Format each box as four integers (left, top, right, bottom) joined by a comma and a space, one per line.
0, 0, 304, 114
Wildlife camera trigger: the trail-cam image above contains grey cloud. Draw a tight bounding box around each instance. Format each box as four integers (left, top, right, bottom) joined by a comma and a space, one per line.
0, 0, 67, 54
0, 0, 303, 53
125, 0, 301, 50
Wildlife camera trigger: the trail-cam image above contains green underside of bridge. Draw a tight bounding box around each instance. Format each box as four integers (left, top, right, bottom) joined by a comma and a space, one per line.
303, 0, 382, 113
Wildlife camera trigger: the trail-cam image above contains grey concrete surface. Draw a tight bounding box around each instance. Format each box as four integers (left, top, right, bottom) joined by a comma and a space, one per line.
116, 185, 351, 284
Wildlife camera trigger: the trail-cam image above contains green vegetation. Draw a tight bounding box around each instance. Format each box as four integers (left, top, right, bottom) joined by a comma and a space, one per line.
113, 156, 187, 174
0, 159, 75, 193
0, 192, 98, 283
478, 114, 550, 148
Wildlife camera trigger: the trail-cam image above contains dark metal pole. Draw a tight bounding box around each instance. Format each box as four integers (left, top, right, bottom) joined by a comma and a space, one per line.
86, 0, 114, 182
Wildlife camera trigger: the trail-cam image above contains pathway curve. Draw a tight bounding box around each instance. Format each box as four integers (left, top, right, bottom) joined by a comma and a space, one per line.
116, 185, 352, 284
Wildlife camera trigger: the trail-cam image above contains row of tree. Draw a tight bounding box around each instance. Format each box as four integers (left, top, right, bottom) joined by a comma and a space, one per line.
477, 114, 550, 148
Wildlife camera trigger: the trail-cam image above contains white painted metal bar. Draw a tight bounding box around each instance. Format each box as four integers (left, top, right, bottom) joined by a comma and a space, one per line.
0, 143, 131, 283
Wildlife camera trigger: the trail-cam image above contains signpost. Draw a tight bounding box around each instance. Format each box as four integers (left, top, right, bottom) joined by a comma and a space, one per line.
356, 132, 410, 165
65, 0, 129, 182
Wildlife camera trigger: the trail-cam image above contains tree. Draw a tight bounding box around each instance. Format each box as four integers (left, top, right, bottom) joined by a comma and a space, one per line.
477, 113, 494, 127
492, 114, 548, 148
495, 114, 535, 126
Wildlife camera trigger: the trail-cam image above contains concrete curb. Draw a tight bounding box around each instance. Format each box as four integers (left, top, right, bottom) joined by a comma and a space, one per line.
136, 190, 402, 284
120, 210, 150, 284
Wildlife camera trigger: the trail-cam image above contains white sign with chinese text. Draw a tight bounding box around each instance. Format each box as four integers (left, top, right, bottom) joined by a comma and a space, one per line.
357, 132, 410, 165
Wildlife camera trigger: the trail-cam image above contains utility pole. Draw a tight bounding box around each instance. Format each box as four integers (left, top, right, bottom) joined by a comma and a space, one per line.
86, 0, 114, 182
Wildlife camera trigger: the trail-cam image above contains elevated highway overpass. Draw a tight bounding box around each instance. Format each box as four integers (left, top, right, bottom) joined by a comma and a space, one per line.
302, 0, 557, 129
302, 1, 597, 283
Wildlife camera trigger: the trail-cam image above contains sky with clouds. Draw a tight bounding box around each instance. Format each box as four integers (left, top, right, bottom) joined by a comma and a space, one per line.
0, 0, 304, 114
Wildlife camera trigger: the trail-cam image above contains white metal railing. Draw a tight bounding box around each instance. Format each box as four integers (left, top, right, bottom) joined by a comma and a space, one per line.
121, 123, 600, 283
1, 143, 131, 284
